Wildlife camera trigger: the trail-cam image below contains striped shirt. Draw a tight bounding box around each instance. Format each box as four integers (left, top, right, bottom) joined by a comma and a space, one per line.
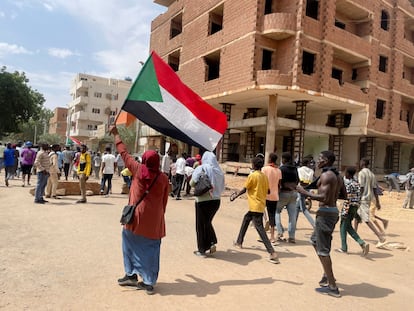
34, 149, 50, 172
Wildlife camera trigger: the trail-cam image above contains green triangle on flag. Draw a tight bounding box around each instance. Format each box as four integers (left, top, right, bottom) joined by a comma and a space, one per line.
126, 55, 163, 102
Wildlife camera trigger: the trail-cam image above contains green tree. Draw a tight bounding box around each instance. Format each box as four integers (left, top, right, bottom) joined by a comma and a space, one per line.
38, 133, 64, 145
0, 67, 45, 137
117, 125, 136, 152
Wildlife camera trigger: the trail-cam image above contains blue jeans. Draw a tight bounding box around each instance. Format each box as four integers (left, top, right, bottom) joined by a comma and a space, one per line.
296, 193, 315, 228
35, 171, 49, 201
275, 191, 298, 239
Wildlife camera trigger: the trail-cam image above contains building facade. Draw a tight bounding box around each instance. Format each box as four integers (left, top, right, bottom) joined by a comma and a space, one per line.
67, 73, 132, 144
150, 0, 414, 173
49, 107, 68, 139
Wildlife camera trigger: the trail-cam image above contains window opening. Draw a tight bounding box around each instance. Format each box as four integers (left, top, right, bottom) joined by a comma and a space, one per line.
204, 51, 220, 81
306, 0, 319, 20
168, 51, 180, 72
376, 99, 386, 119
264, 0, 273, 15
170, 13, 183, 39
209, 4, 224, 35
381, 10, 389, 31
262, 49, 273, 70
302, 51, 315, 75
379, 55, 388, 72
332, 68, 343, 85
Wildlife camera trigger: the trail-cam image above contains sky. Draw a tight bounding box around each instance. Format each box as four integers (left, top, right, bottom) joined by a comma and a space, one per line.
0, 0, 166, 110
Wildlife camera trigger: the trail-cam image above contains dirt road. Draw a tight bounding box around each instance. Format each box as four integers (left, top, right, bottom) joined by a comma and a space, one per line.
0, 175, 413, 310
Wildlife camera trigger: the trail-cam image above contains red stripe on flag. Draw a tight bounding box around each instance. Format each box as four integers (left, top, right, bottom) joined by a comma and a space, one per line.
69, 136, 82, 145
151, 51, 227, 134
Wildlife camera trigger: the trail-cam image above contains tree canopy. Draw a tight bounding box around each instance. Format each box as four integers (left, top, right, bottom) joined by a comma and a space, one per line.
0, 66, 45, 136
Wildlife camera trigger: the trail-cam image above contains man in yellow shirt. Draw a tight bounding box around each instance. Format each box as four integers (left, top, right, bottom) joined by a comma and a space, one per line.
76, 144, 91, 203
231, 156, 280, 264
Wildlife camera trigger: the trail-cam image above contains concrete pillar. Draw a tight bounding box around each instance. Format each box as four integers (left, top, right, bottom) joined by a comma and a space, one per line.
265, 95, 277, 162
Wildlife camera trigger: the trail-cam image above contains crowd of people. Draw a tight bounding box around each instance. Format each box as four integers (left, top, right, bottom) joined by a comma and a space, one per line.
1, 136, 410, 298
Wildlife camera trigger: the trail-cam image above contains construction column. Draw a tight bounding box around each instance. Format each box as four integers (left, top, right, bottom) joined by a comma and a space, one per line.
265, 95, 277, 161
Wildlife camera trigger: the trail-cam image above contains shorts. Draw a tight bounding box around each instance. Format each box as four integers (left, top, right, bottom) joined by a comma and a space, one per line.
266, 200, 277, 227
357, 200, 370, 222
311, 211, 339, 256
21, 164, 33, 175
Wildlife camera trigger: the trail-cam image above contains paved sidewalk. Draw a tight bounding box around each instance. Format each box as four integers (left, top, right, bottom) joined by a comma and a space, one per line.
0, 175, 413, 310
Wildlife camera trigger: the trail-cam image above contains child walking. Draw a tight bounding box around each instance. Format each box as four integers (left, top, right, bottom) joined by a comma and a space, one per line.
231, 156, 280, 264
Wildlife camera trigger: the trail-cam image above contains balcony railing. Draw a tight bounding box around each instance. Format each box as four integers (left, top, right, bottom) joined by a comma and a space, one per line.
261, 13, 296, 40
256, 70, 292, 86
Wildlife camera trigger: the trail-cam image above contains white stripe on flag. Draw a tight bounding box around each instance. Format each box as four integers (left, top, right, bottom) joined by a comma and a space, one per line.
147, 87, 223, 150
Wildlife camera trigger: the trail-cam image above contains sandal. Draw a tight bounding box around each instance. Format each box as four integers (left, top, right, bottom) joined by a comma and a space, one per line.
268, 257, 280, 264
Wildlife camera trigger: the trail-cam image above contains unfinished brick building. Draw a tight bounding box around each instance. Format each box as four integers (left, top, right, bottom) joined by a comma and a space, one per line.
151, 0, 414, 173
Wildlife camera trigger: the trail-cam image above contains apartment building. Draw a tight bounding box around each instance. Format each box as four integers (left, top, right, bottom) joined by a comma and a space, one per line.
151, 0, 414, 173
49, 107, 68, 139
67, 74, 132, 144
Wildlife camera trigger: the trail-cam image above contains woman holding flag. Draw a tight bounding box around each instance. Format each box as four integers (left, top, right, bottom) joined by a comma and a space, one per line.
110, 125, 169, 295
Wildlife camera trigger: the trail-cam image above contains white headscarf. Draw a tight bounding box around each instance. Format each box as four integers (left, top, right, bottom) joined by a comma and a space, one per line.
192, 151, 225, 199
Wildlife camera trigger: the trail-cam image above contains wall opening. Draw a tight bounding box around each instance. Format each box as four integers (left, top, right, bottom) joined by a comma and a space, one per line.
376, 99, 386, 119
379, 55, 388, 72
381, 10, 389, 31
302, 51, 315, 75
262, 49, 273, 70
204, 51, 220, 81
168, 50, 180, 72
209, 5, 224, 35
306, 0, 319, 20
170, 13, 182, 39
332, 67, 343, 85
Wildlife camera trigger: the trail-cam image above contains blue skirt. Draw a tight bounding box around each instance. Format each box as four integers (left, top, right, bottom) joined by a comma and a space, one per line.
122, 229, 161, 285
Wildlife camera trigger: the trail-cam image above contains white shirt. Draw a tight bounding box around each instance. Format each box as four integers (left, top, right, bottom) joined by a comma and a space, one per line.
102, 153, 116, 174
175, 157, 186, 175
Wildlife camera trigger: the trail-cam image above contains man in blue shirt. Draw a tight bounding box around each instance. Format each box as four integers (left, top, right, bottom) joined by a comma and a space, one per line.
4, 143, 15, 187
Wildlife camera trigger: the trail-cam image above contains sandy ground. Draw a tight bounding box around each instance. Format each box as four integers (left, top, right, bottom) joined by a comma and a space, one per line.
0, 174, 413, 311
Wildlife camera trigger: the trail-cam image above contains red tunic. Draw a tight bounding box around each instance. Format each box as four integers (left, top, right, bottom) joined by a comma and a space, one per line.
116, 139, 169, 239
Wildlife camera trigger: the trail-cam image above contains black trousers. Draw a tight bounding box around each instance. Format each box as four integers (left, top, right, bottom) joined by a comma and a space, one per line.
195, 199, 220, 253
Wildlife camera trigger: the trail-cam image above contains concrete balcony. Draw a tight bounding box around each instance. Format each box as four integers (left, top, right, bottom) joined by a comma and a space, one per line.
395, 79, 414, 99
76, 80, 89, 91
327, 28, 371, 62
261, 13, 296, 40
69, 96, 89, 108
72, 111, 106, 123
326, 78, 368, 103
398, 38, 414, 56
256, 70, 292, 86
153, 0, 174, 7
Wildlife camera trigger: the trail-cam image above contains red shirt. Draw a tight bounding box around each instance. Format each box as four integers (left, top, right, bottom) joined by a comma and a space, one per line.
116, 139, 169, 239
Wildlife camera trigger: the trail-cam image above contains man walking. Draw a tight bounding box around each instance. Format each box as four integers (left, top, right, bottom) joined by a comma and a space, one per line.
45, 144, 60, 199
356, 158, 387, 247
100, 146, 116, 196
3, 143, 16, 187
62, 145, 73, 181
76, 144, 91, 203
275, 152, 299, 243
297, 150, 346, 298
34, 143, 51, 204
173, 153, 186, 200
